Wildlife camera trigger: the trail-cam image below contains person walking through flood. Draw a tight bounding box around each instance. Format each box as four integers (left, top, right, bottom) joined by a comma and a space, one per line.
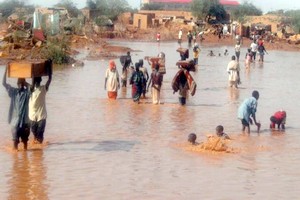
250, 40, 258, 61
238, 90, 261, 134
130, 62, 145, 103
178, 29, 183, 44
138, 59, 149, 98
193, 43, 200, 65
187, 30, 193, 46
258, 42, 268, 62
172, 60, 197, 106
245, 48, 253, 69
176, 72, 189, 105
2, 67, 30, 150
235, 42, 241, 62
29, 60, 52, 144
119, 52, 133, 87
227, 55, 241, 89
104, 60, 120, 99
147, 64, 163, 104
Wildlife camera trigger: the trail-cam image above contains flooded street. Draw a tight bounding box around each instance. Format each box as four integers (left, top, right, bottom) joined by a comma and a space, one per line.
1, 40, 300, 199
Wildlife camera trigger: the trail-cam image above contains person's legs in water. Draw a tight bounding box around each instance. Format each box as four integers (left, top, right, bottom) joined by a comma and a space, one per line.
241, 119, 250, 134
20, 125, 30, 150
11, 127, 19, 150
31, 120, 46, 144
179, 97, 186, 105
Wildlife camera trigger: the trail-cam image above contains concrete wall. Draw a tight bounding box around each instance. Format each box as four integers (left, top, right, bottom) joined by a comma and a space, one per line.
133, 14, 152, 29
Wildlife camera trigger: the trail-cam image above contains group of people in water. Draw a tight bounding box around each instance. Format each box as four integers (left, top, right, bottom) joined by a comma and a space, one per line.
104, 51, 164, 104
188, 90, 287, 146
2, 60, 52, 151
1, 27, 286, 152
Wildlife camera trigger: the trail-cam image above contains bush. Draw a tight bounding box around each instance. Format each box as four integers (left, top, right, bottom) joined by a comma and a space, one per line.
41, 36, 71, 64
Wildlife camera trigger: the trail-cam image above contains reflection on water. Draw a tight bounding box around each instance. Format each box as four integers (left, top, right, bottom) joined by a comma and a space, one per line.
1, 41, 300, 199
7, 151, 48, 200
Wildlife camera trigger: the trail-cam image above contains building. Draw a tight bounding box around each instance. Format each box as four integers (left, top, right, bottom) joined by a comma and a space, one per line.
133, 13, 155, 29
142, 0, 239, 11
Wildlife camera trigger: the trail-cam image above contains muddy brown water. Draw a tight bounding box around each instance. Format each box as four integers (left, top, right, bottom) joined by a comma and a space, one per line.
0, 41, 300, 199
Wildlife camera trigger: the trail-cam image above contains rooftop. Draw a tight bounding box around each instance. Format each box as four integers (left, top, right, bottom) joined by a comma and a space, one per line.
149, 0, 239, 5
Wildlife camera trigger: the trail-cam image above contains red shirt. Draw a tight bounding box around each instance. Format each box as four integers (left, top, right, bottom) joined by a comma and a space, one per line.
156, 33, 160, 40
274, 111, 286, 120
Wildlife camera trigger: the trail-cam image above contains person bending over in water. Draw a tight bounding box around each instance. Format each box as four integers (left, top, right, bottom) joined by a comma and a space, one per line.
216, 125, 230, 139
270, 110, 286, 130
238, 90, 261, 134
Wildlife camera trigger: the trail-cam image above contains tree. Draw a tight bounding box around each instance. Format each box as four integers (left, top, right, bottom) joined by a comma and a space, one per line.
141, 3, 164, 10
231, 1, 262, 22
285, 10, 300, 34
0, 0, 26, 17
86, 0, 130, 21
191, 0, 226, 22
55, 0, 81, 17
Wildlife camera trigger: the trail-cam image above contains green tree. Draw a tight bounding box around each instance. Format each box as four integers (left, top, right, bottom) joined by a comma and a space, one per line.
55, 0, 81, 17
191, 0, 226, 22
86, 0, 130, 21
86, 0, 97, 9
0, 0, 33, 18
285, 10, 300, 34
231, 1, 262, 22
141, 3, 164, 10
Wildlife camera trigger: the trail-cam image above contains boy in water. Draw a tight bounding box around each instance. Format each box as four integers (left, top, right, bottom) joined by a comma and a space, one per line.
188, 133, 198, 145
208, 50, 215, 57
216, 125, 230, 139
270, 110, 286, 130
238, 90, 261, 134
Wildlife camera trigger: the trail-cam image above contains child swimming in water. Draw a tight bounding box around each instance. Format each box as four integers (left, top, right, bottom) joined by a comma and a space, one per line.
216, 125, 230, 139
188, 133, 198, 145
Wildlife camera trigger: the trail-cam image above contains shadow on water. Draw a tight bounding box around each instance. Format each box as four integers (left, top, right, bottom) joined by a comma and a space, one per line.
48, 140, 138, 152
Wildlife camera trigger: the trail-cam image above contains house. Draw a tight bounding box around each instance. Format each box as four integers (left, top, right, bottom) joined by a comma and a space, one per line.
142, 0, 239, 11
133, 13, 155, 29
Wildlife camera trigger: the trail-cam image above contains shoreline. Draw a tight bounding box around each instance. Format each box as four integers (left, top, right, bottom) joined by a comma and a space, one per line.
1, 35, 299, 66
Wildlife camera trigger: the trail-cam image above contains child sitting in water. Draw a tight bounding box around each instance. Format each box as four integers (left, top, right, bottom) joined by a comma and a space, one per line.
270, 110, 287, 130
208, 50, 215, 57
187, 132, 229, 152
215, 125, 230, 139
224, 49, 229, 56
188, 133, 199, 145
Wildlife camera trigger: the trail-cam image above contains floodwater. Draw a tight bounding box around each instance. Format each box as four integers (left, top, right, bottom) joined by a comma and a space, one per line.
0, 40, 300, 199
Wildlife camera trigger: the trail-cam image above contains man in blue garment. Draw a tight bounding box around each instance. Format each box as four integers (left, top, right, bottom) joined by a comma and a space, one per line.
238, 90, 261, 134
3, 67, 30, 151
